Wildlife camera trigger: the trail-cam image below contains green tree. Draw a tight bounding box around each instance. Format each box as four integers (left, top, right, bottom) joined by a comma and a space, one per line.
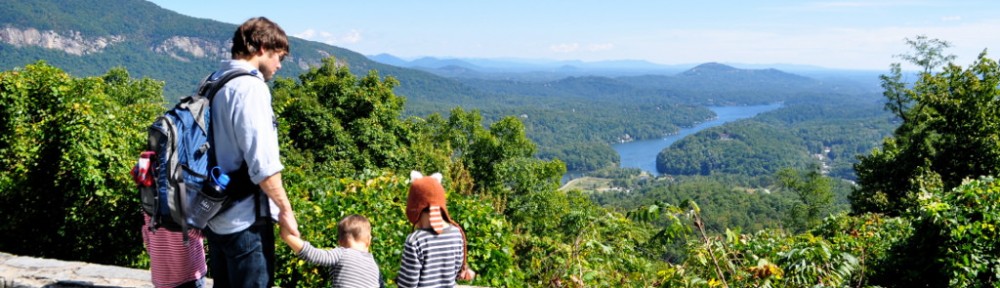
0, 62, 163, 266
777, 166, 834, 232
853, 36, 1000, 215
272, 57, 423, 177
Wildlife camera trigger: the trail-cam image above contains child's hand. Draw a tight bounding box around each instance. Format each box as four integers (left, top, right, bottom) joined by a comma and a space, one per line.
280, 229, 304, 254
458, 265, 476, 281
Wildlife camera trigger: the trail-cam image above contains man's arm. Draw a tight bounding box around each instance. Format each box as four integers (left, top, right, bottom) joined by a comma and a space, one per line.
259, 172, 299, 238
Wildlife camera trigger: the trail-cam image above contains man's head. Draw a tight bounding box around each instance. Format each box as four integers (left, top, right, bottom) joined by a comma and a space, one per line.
231, 17, 288, 81
337, 214, 372, 247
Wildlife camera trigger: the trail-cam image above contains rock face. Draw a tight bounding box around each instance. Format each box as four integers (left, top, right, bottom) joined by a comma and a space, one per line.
153, 36, 229, 62
0, 26, 230, 62
0, 26, 125, 55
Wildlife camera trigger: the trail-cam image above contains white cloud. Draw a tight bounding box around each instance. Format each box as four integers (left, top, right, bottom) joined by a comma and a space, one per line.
292, 28, 363, 46
941, 16, 962, 21
550, 43, 580, 53
342, 29, 362, 44
293, 29, 317, 39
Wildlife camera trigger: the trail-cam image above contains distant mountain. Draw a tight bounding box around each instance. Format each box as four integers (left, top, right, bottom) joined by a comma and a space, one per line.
452, 63, 858, 106
367, 53, 410, 67
0, 0, 483, 103
616, 63, 831, 105
367, 54, 692, 80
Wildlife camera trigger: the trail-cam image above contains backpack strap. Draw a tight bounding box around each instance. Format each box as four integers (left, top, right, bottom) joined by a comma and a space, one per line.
203, 68, 256, 190
179, 70, 254, 245
202, 69, 254, 171
203, 70, 265, 223
201, 70, 255, 100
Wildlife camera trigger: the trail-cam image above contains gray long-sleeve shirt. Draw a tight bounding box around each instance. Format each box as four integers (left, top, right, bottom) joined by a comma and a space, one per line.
298, 241, 381, 288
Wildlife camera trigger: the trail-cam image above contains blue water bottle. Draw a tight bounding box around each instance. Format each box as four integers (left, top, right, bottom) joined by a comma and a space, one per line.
210, 167, 230, 195
187, 166, 229, 229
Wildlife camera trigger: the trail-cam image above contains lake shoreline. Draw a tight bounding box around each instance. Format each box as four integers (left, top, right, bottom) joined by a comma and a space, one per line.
613, 103, 783, 175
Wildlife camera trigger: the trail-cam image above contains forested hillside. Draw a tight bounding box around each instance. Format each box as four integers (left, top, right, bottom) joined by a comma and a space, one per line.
655, 97, 894, 180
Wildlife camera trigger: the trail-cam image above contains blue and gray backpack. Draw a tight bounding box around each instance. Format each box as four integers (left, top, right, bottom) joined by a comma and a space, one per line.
131, 70, 254, 242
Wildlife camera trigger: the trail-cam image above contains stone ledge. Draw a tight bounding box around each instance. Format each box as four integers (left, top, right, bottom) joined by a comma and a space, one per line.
0, 252, 153, 288
0, 252, 483, 288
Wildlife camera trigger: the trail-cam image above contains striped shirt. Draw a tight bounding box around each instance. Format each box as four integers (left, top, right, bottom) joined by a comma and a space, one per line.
141, 214, 206, 288
396, 226, 465, 288
298, 241, 381, 288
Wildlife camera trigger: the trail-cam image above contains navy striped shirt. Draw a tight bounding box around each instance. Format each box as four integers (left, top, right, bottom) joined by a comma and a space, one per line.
396, 226, 465, 288
298, 241, 381, 288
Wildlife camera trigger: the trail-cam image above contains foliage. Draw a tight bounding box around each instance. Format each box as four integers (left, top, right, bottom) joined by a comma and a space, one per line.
635, 201, 862, 288
594, 174, 825, 235
272, 57, 421, 177
812, 213, 914, 287
0, 60, 668, 287
274, 171, 516, 288
776, 166, 834, 232
853, 36, 1000, 215
0, 62, 163, 266
515, 190, 663, 287
910, 176, 1000, 286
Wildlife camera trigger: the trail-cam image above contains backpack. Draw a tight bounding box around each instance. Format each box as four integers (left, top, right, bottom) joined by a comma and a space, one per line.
131, 70, 254, 240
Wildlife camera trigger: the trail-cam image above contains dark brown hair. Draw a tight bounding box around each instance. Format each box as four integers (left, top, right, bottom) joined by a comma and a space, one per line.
230, 17, 289, 59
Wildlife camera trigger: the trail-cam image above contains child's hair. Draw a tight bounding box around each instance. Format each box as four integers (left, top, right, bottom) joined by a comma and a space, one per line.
337, 214, 371, 244
230, 16, 289, 59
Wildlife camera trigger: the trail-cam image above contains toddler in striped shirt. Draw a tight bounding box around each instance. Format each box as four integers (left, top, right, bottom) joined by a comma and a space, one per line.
281, 214, 383, 288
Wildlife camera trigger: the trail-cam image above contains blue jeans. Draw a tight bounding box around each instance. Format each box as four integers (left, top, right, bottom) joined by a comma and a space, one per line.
206, 223, 275, 288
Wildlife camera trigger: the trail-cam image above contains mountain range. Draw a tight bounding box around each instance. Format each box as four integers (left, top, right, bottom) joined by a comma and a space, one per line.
0, 0, 881, 113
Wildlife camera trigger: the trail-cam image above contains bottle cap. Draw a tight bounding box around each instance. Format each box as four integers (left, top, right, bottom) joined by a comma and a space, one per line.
218, 173, 230, 186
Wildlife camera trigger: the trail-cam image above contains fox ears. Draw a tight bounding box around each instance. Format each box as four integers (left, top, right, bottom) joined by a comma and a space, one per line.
410, 171, 443, 183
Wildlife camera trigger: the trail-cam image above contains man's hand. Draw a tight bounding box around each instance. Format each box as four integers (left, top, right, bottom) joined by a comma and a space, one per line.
279, 221, 304, 253
278, 209, 300, 237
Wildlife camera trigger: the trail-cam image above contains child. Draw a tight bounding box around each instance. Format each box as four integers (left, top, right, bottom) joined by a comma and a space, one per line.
141, 214, 207, 288
396, 171, 476, 288
280, 214, 382, 288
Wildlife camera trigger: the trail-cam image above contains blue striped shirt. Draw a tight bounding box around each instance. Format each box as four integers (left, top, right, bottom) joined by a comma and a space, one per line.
396, 226, 464, 288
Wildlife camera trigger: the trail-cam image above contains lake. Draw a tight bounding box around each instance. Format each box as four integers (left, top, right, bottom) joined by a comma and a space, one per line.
613, 103, 783, 175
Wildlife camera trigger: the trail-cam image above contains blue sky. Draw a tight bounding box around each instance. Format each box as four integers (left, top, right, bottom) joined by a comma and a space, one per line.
147, 0, 999, 70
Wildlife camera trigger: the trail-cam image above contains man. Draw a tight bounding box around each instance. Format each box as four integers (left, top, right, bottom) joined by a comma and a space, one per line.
205, 16, 299, 287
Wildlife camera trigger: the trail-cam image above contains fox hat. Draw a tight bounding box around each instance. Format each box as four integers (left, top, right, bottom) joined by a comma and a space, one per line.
406, 171, 452, 234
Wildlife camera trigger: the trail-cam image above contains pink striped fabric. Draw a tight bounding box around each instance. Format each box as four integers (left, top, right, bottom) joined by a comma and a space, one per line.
142, 214, 207, 288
